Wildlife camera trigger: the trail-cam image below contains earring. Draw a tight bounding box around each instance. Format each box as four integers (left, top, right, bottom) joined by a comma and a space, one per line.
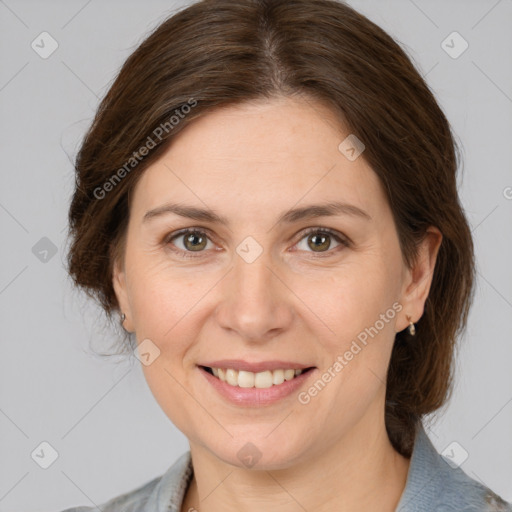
120, 312, 126, 325
406, 315, 416, 336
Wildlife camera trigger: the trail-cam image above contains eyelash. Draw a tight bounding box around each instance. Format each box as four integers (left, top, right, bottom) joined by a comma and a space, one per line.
163, 227, 350, 260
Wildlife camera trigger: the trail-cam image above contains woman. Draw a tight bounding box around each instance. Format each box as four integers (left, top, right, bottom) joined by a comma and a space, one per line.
62, 0, 512, 510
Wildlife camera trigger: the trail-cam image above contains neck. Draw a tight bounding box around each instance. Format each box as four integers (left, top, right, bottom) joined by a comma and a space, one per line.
181, 394, 411, 512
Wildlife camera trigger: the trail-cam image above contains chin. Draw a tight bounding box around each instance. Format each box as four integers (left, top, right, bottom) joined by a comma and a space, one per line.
203, 431, 308, 470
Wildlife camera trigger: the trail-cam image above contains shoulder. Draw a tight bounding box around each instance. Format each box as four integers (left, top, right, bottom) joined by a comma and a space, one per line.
57, 451, 193, 512
57, 474, 162, 512
437, 462, 512, 511
396, 424, 512, 511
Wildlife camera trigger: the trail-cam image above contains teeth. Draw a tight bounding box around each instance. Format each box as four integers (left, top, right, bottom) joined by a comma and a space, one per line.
226, 368, 238, 386
272, 369, 285, 385
209, 367, 305, 388
238, 370, 255, 388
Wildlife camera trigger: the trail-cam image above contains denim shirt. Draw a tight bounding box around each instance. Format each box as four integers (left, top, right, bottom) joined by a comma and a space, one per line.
60, 423, 511, 512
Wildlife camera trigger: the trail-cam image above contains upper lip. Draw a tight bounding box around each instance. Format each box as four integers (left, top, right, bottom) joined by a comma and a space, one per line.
199, 360, 315, 373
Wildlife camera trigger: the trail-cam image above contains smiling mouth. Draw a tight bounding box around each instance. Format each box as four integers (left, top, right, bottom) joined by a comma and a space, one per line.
199, 365, 315, 389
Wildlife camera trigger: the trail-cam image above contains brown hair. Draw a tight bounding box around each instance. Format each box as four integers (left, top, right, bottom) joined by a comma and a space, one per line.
65, 0, 475, 457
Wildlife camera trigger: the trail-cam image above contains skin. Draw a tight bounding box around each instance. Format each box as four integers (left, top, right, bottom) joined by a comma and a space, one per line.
112, 95, 442, 512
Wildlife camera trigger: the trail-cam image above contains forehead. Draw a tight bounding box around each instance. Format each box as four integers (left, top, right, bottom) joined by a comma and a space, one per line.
130, 96, 387, 222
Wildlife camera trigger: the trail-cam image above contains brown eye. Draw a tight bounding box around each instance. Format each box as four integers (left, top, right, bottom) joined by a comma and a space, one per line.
182, 231, 208, 251
166, 229, 212, 257
295, 228, 349, 255
307, 232, 331, 252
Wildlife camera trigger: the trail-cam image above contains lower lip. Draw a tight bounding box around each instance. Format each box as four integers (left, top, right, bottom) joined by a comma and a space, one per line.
198, 366, 316, 406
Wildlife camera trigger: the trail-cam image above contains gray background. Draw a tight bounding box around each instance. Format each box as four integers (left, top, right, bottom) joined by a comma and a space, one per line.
0, 0, 511, 510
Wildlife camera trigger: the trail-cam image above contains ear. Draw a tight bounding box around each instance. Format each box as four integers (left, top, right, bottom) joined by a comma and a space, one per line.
396, 226, 443, 333
112, 256, 134, 333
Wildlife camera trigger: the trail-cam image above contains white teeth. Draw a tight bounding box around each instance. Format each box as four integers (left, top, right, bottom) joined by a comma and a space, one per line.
238, 370, 255, 388
254, 370, 273, 388
272, 369, 284, 385
226, 368, 238, 386
284, 369, 295, 381
210, 367, 306, 388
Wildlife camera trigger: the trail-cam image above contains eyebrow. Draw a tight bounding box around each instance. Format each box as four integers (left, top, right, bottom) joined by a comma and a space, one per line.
142, 201, 372, 225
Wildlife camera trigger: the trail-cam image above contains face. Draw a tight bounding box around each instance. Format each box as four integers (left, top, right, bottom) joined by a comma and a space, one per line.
113, 95, 440, 469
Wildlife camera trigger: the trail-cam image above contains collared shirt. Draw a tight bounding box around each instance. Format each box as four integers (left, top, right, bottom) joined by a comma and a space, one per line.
60, 423, 512, 511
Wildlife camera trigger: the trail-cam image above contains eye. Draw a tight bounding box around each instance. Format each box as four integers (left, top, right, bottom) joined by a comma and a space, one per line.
294, 227, 349, 256
165, 228, 214, 258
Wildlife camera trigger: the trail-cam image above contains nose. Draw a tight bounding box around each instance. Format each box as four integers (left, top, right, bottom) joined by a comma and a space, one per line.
214, 249, 294, 343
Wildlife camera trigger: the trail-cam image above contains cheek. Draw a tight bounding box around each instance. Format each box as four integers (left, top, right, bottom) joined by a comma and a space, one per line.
299, 262, 400, 344
127, 256, 197, 338
126, 258, 215, 379
297, 267, 400, 430
296, 254, 402, 411
129, 262, 203, 429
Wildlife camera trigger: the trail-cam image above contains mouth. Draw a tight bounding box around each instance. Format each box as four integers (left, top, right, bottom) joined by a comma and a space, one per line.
199, 365, 316, 389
